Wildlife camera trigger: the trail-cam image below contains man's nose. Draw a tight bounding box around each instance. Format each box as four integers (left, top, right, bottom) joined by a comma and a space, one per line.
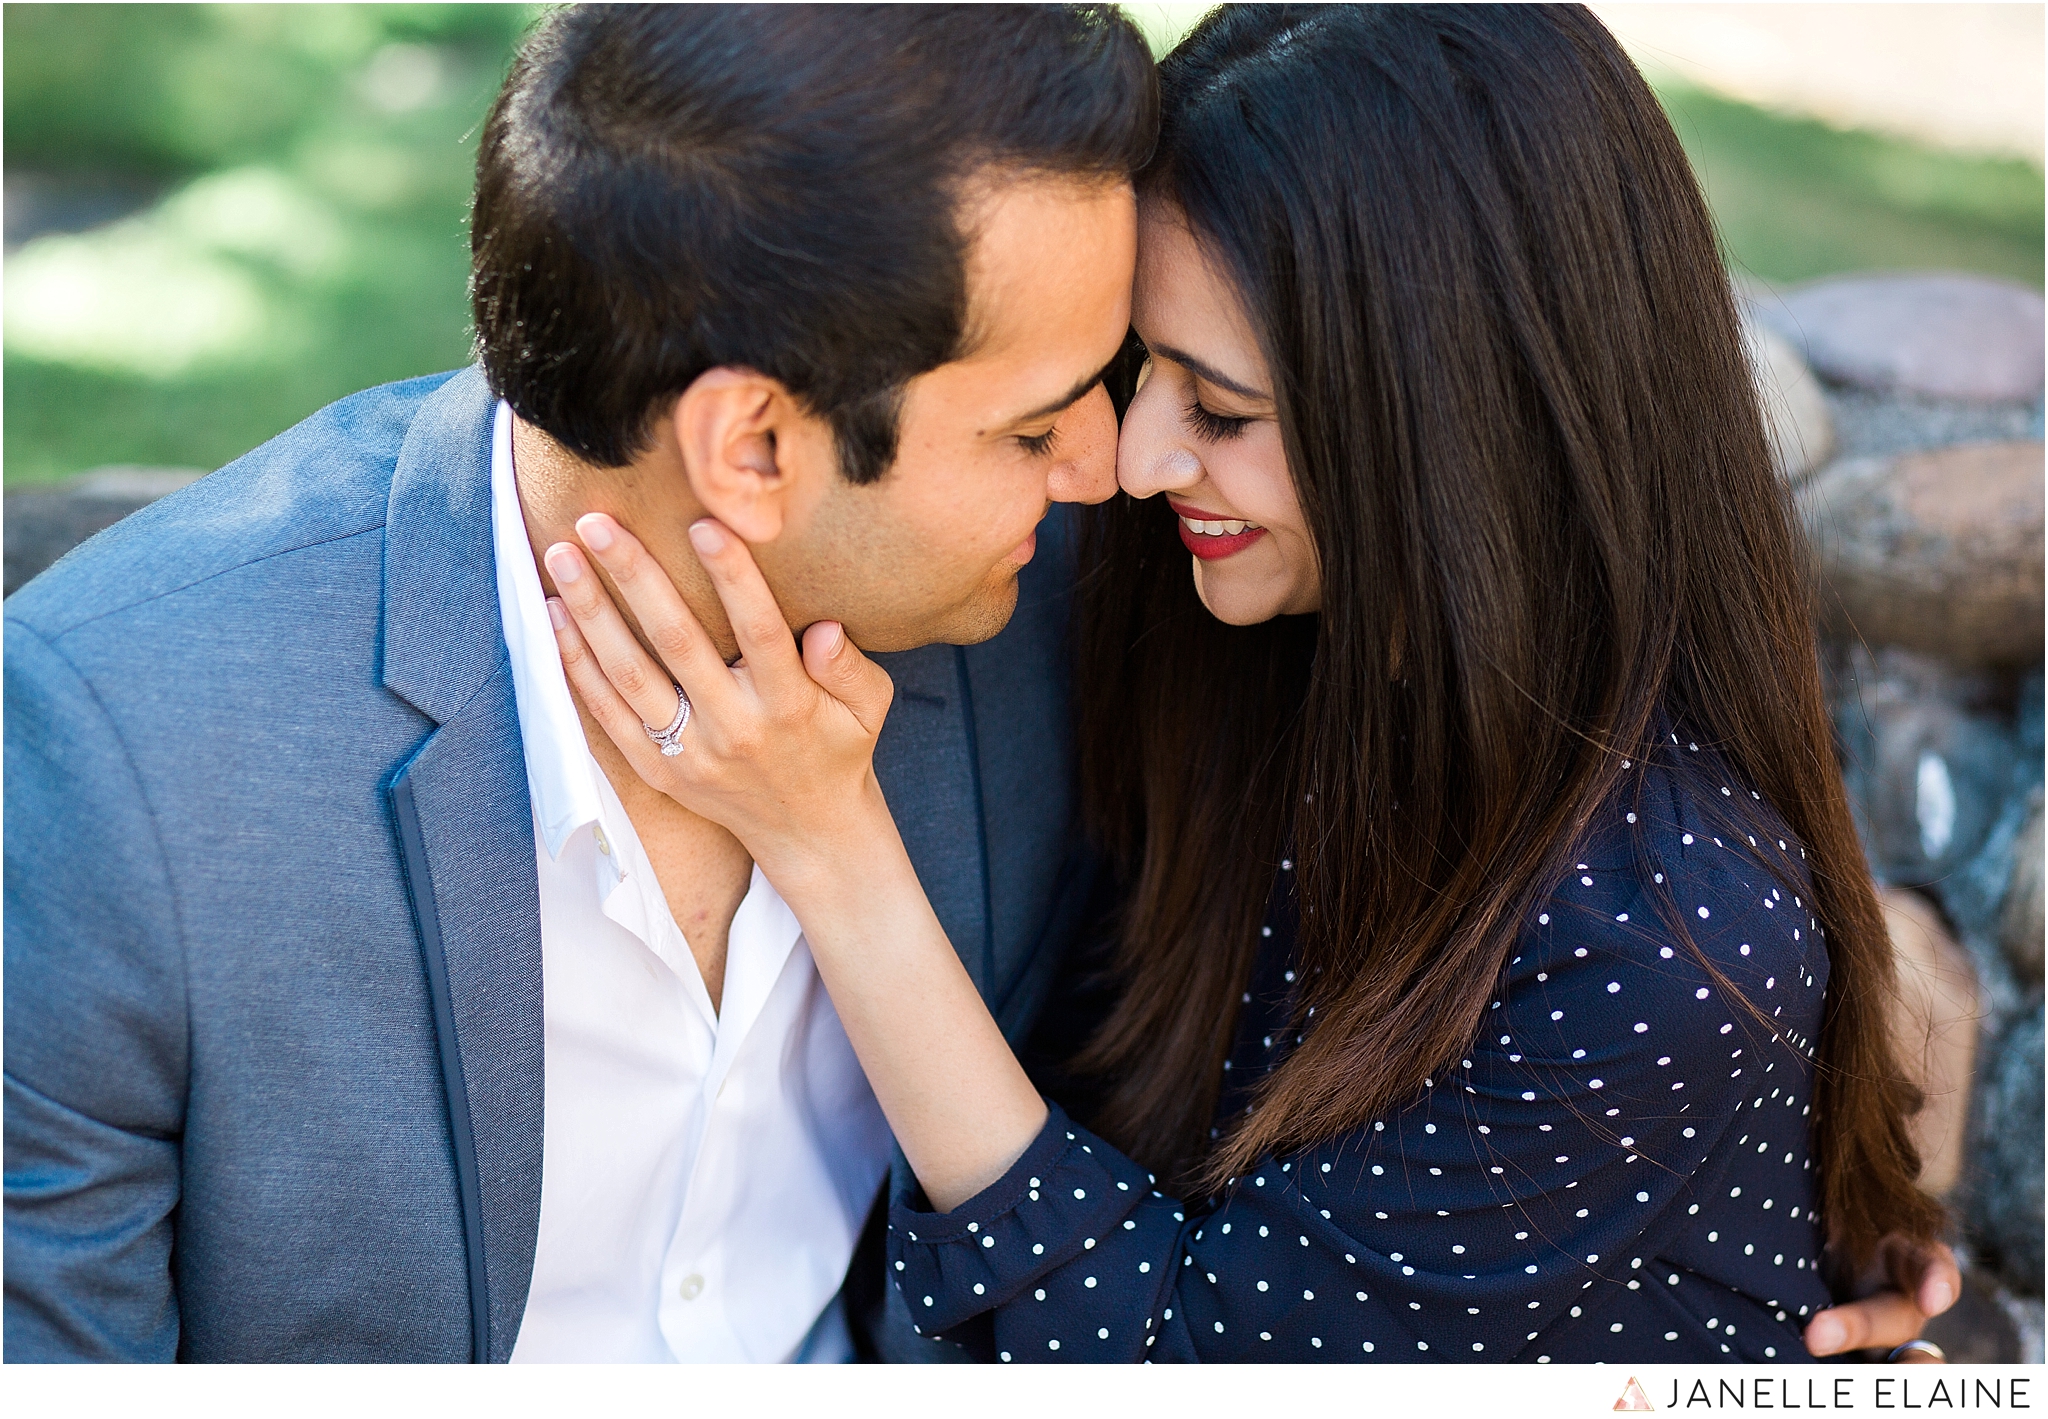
1046, 385, 1118, 506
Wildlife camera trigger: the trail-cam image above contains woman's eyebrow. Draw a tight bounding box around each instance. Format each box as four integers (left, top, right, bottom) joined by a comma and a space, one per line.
1149, 341, 1270, 402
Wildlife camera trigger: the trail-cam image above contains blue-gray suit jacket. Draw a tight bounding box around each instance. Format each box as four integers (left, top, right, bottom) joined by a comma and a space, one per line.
4, 367, 1097, 1362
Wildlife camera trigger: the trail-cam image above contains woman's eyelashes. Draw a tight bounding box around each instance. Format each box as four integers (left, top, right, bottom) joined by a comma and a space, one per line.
1183, 395, 1251, 442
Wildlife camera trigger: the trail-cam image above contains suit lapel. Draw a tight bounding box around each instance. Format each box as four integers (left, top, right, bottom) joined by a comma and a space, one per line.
387, 674, 543, 1364
960, 506, 1083, 1033
871, 644, 992, 994
381, 367, 545, 1364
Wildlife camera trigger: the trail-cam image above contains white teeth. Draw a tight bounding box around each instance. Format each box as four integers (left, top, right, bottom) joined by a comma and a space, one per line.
1181, 515, 1259, 536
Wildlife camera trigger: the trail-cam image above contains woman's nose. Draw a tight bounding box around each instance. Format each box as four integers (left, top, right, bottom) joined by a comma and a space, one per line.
1116, 386, 1202, 501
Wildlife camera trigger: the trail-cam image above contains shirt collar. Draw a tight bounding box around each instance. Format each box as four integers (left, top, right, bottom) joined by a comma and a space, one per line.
489, 399, 607, 859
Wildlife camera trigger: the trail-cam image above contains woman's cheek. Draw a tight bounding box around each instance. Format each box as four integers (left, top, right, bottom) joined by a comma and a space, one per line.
1210, 429, 1291, 523
1281, 541, 1323, 614
1217, 436, 1319, 615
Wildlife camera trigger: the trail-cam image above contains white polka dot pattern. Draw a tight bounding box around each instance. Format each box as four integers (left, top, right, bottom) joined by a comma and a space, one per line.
886, 744, 1832, 1362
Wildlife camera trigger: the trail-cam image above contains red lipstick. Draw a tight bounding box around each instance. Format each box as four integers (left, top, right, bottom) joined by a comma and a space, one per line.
1168, 498, 1268, 562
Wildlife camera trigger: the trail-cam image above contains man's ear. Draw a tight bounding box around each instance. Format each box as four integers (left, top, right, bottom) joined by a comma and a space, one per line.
667, 367, 829, 544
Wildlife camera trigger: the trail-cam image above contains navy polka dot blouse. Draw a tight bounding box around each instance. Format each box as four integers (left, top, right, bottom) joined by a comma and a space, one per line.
887, 735, 1835, 1362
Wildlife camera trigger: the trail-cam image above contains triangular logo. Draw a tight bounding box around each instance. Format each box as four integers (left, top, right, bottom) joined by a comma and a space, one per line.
1614, 1377, 1656, 1412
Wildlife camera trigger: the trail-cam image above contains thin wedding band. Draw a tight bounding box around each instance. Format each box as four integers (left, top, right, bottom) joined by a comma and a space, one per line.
643, 684, 691, 757
1887, 1339, 1946, 1363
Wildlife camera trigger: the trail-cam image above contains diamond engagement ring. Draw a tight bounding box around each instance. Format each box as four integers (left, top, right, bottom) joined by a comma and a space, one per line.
643, 686, 691, 757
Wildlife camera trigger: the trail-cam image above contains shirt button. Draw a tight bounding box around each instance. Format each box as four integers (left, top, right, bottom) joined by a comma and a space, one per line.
678, 1273, 705, 1301
594, 829, 611, 856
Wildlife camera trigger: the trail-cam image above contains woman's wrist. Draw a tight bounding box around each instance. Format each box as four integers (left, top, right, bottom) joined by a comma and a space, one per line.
749, 776, 911, 908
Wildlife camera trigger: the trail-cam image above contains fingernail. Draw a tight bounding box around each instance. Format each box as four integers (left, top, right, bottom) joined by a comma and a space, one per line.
1805, 1315, 1843, 1354
821, 622, 844, 657
689, 520, 725, 556
1926, 1280, 1955, 1315
544, 544, 582, 585
577, 515, 615, 553
546, 598, 567, 631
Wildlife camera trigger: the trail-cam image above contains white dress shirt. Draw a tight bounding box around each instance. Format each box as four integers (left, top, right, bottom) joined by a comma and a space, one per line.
489, 402, 893, 1363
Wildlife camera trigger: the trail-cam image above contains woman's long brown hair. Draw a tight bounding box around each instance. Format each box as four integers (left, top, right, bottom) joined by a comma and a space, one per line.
1073, 3, 1940, 1278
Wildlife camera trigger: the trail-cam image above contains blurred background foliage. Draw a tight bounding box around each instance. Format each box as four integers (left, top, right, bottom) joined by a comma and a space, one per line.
4, 3, 543, 484
1661, 83, 2042, 288
5, 3, 2042, 486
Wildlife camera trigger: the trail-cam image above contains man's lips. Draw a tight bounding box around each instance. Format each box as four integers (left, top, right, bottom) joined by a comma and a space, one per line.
1007, 529, 1037, 566
1168, 499, 1266, 562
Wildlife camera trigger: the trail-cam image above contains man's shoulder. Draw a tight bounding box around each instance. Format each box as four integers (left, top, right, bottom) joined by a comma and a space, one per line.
5, 369, 472, 643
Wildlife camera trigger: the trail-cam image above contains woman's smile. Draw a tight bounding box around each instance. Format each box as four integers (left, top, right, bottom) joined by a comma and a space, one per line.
1167, 497, 1266, 559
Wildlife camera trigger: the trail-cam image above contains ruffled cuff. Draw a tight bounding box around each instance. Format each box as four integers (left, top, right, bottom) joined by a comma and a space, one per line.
888, 1101, 1154, 1331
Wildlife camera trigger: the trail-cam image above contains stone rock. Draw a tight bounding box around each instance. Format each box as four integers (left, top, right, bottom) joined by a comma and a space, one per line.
4, 170, 164, 249
1833, 645, 2018, 888
4, 466, 202, 596
1799, 440, 2044, 667
1758, 272, 2045, 404
2002, 795, 2045, 986
1825, 385, 2044, 463
1827, 641, 2007, 717
1968, 1006, 2045, 1294
1881, 887, 1978, 1196
1938, 768, 2044, 1025
1742, 309, 1834, 483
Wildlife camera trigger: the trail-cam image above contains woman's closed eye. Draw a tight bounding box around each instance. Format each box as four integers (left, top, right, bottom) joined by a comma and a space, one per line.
1183, 396, 1252, 442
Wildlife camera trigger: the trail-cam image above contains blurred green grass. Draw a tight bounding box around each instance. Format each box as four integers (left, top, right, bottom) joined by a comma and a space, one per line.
4, 3, 542, 485
1660, 82, 2043, 289
4, 3, 2041, 487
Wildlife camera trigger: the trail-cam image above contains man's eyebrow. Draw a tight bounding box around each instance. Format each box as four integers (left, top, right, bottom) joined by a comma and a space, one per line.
1150, 341, 1270, 402
1009, 352, 1125, 425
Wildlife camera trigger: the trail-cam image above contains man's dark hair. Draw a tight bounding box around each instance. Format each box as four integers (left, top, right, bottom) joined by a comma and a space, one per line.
471, 3, 1156, 482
